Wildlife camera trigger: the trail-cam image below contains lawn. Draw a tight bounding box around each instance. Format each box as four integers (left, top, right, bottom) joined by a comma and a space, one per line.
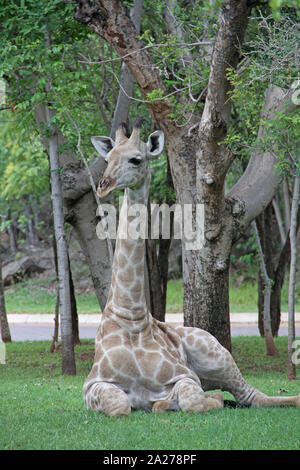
4, 277, 300, 314
0, 337, 299, 450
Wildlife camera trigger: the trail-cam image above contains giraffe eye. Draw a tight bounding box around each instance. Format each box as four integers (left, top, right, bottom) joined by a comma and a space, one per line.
128, 157, 142, 166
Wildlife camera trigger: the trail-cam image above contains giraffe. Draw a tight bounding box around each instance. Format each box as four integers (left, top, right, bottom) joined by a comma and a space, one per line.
83, 120, 300, 416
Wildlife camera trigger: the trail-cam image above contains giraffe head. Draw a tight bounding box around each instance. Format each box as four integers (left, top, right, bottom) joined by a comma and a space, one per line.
91, 120, 164, 198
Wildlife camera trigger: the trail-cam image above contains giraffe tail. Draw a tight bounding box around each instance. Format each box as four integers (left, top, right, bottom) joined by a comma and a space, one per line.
223, 400, 251, 408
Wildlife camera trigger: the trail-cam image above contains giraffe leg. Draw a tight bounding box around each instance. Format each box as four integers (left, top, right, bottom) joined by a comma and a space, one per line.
174, 379, 223, 413
173, 326, 300, 408
84, 382, 131, 416
251, 392, 300, 407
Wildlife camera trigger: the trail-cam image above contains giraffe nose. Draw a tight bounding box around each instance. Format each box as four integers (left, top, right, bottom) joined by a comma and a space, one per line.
97, 176, 116, 197
98, 176, 113, 190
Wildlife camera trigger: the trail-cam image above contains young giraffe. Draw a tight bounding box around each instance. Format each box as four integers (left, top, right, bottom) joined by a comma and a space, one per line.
83, 121, 300, 416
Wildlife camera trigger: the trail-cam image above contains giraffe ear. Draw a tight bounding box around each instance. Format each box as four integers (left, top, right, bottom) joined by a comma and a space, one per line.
146, 131, 164, 159
91, 136, 114, 158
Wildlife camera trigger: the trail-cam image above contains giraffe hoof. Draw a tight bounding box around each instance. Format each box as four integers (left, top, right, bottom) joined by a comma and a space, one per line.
203, 397, 223, 411
205, 392, 224, 407
105, 404, 131, 417
104, 397, 131, 417
152, 400, 170, 413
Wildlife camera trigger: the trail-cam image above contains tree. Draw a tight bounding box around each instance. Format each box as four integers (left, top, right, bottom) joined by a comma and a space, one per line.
0, 242, 11, 343
288, 171, 299, 379
256, 202, 290, 337
73, 0, 299, 350
252, 220, 279, 356
46, 100, 76, 375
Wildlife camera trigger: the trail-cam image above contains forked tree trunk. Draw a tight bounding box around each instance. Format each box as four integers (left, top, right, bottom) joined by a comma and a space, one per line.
287, 174, 299, 380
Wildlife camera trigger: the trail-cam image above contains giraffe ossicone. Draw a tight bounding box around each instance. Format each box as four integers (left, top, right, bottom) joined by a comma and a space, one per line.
83, 120, 300, 416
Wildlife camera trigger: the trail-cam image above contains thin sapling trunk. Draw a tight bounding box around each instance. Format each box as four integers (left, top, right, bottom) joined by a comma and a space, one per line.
46, 104, 76, 376
287, 174, 299, 380
252, 221, 279, 357
0, 247, 11, 343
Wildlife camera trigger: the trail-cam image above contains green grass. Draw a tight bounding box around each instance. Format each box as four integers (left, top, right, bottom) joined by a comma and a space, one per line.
5, 280, 101, 314
0, 337, 299, 450
4, 278, 300, 314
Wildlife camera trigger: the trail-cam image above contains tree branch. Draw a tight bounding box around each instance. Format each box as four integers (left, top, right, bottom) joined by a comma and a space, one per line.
73, 0, 174, 132
199, 0, 250, 143
227, 84, 299, 241
110, 0, 143, 140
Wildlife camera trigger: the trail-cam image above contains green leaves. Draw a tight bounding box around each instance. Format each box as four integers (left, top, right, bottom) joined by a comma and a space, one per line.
146, 89, 164, 102
0, 111, 48, 200
269, 0, 300, 19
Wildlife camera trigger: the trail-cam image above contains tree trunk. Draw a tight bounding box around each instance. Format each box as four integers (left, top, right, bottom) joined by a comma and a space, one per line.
146, 158, 174, 321
50, 228, 80, 348
146, 237, 165, 321
287, 174, 299, 380
0, 247, 11, 343
7, 210, 17, 255
68, 253, 80, 345
158, 238, 172, 314
64, 190, 112, 311
50, 289, 59, 353
46, 105, 76, 376
194, 257, 232, 350
283, 177, 291, 232
25, 199, 38, 246
252, 221, 279, 357
50, 231, 59, 353
256, 204, 281, 336
272, 196, 286, 246
257, 201, 299, 338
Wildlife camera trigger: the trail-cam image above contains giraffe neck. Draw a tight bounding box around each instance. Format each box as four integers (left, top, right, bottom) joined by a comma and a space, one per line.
105, 172, 151, 331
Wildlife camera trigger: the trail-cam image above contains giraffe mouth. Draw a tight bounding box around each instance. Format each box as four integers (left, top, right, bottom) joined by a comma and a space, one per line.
97, 176, 117, 198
